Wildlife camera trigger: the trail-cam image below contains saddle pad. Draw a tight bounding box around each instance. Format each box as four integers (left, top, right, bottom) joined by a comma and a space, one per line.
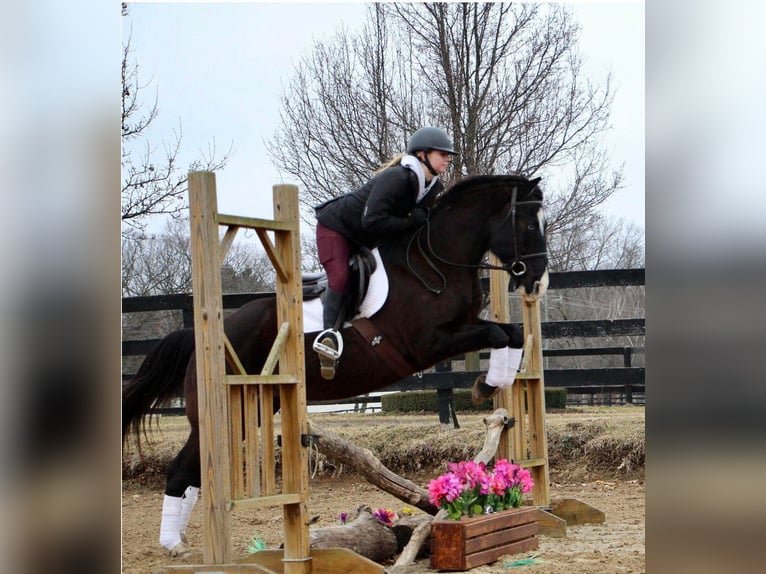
303, 248, 388, 333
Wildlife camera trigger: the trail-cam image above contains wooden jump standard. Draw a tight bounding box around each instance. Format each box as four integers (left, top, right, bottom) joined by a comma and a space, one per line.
164, 172, 379, 573
488, 255, 604, 537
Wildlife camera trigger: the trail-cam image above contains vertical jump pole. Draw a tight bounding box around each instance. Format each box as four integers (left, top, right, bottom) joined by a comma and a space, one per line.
489, 255, 551, 507
272, 185, 311, 574
488, 256, 514, 459
188, 171, 233, 563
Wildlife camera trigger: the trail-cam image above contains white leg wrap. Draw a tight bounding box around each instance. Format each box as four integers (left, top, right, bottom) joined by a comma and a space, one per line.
179, 486, 200, 535
485, 346, 524, 389
159, 495, 184, 550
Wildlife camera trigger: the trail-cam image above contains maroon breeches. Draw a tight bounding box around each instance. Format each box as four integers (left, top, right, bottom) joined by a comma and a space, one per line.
316, 223, 351, 294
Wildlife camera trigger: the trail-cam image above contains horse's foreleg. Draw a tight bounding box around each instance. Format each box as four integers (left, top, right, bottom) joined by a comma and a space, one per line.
477, 320, 524, 348
160, 432, 201, 558
432, 321, 519, 358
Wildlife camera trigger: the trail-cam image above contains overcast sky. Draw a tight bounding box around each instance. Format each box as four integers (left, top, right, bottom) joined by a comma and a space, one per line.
123, 1, 644, 233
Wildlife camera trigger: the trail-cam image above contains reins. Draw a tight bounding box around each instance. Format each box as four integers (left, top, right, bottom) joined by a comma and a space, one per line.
406, 186, 547, 294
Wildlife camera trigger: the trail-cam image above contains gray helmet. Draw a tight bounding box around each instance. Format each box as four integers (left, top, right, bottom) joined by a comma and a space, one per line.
406, 127, 456, 155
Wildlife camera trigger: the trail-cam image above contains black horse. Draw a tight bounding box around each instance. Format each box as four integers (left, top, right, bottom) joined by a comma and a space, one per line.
122, 174, 548, 556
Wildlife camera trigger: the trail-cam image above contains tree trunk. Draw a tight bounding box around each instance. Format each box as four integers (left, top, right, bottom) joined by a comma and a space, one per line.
309, 506, 398, 563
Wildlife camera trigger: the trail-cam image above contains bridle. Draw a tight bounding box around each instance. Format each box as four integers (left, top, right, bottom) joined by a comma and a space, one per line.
406, 186, 547, 294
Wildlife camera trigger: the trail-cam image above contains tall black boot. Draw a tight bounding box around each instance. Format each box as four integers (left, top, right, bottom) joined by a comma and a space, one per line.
322, 288, 346, 331
312, 288, 346, 380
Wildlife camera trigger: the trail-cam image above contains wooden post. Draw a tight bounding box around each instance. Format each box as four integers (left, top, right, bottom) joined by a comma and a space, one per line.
188, 171, 233, 563
487, 259, 514, 463
273, 185, 311, 574
488, 255, 550, 506
521, 296, 550, 507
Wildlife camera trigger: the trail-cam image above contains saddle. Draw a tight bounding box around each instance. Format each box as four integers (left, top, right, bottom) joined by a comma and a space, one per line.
301, 246, 377, 319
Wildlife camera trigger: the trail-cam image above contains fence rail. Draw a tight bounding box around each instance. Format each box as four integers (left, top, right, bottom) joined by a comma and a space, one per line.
122, 268, 645, 417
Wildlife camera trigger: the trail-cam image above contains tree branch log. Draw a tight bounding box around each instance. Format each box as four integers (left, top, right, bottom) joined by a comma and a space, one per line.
309, 506, 398, 563
307, 420, 439, 515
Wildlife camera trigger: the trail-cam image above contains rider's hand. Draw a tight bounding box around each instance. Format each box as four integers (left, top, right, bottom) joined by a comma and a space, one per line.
410, 206, 429, 226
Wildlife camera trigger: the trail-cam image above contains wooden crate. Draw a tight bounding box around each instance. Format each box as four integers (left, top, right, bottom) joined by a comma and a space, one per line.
430, 506, 538, 571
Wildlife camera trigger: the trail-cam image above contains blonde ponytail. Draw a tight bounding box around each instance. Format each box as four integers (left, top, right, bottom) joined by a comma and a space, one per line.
373, 153, 406, 175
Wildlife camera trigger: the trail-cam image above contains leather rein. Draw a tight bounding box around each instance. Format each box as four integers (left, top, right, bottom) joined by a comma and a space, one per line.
406, 186, 547, 294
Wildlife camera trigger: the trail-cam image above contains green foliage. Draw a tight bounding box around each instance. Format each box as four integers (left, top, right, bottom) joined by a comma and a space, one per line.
381, 388, 567, 413
246, 536, 266, 554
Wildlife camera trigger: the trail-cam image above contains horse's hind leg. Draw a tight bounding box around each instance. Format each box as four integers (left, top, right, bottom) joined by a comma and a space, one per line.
159, 431, 200, 557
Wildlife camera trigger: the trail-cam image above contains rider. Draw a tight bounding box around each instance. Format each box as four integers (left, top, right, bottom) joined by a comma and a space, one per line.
312, 126, 457, 379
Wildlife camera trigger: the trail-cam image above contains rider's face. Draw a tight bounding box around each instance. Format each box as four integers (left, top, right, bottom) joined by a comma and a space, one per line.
423, 150, 452, 175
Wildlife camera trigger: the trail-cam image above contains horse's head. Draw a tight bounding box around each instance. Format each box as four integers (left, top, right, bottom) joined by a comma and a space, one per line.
487, 175, 549, 299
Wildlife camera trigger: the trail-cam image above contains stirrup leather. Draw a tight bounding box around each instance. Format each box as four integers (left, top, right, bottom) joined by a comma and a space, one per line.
312, 329, 344, 360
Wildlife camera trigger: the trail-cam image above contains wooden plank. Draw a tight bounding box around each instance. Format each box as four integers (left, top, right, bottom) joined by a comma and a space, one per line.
224, 374, 300, 386
272, 185, 311, 574
522, 296, 550, 507
464, 522, 537, 554
260, 385, 275, 495
378, 367, 645, 393
549, 498, 606, 525
230, 386, 245, 500
161, 564, 276, 573
477, 268, 645, 292
228, 493, 303, 511
224, 335, 247, 375
243, 548, 385, 573
532, 507, 567, 537
216, 212, 295, 232
261, 322, 290, 376
244, 385, 261, 498
461, 507, 538, 538
464, 536, 539, 570
256, 228, 289, 282
188, 171, 232, 563
517, 457, 547, 468
487, 256, 513, 462
543, 318, 645, 338
219, 224, 240, 264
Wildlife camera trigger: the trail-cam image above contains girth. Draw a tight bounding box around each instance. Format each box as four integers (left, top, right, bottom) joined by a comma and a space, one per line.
352, 318, 416, 380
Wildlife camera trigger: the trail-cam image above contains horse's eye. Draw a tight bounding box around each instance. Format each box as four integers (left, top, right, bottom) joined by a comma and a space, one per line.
527, 224, 536, 231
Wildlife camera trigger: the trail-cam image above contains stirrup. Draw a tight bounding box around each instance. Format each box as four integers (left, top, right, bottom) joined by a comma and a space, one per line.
312, 329, 344, 360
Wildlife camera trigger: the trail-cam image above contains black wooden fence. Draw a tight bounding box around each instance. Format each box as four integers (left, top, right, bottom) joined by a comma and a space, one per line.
122, 268, 645, 422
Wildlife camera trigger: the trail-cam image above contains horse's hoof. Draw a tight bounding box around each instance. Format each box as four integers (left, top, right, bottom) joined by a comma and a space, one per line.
471, 375, 499, 405
169, 541, 193, 560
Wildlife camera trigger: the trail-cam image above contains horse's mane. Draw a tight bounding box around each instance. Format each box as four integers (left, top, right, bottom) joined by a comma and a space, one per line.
434, 174, 538, 209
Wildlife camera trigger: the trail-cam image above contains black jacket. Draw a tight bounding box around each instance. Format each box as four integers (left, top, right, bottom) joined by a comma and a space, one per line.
315, 164, 443, 248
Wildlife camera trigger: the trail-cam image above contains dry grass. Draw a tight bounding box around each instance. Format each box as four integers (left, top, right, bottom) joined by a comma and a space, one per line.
122, 406, 645, 486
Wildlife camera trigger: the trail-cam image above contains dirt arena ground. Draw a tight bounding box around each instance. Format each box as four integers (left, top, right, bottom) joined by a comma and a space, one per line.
122, 409, 645, 573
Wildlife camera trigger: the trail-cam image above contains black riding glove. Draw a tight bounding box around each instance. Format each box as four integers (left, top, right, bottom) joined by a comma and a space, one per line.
410, 206, 429, 226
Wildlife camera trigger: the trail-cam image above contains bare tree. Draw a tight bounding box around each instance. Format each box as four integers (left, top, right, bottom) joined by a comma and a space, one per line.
267, 3, 639, 271
121, 218, 193, 297
121, 6, 231, 235
121, 219, 275, 297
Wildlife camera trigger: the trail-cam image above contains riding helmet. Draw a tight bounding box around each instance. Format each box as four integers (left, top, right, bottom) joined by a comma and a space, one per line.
407, 127, 456, 155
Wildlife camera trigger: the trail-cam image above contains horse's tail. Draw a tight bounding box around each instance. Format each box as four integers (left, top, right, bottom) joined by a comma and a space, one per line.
122, 327, 195, 450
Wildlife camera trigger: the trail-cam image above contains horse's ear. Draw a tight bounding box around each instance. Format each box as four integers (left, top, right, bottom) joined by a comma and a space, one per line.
529, 177, 542, 188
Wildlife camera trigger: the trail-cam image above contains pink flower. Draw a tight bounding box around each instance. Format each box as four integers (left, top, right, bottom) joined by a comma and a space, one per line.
430, 458, 535, 519
428, 472, 463, 506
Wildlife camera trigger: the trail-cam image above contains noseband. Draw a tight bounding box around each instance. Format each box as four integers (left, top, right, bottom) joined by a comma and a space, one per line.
406, 186, 547, 294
